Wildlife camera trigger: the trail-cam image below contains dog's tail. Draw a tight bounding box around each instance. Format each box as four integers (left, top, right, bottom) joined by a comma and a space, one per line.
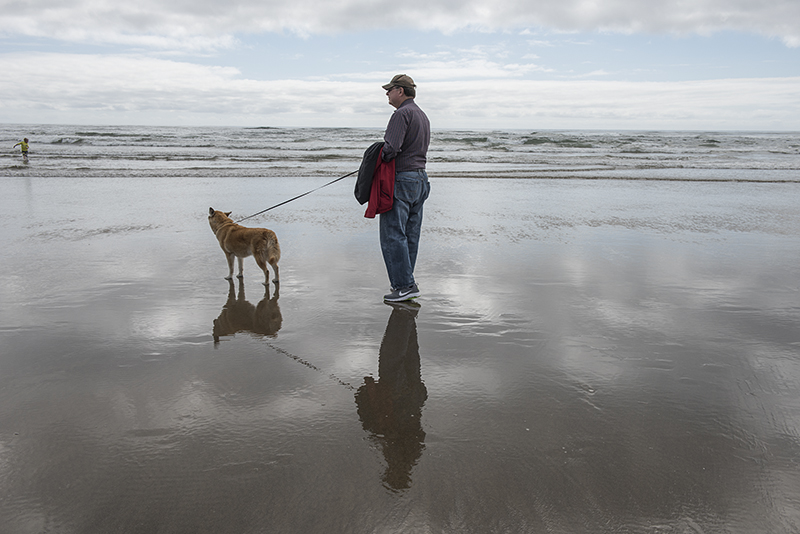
259, 230, 281, 265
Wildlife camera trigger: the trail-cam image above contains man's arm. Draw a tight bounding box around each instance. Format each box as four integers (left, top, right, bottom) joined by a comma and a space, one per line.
382, 109, 409, 161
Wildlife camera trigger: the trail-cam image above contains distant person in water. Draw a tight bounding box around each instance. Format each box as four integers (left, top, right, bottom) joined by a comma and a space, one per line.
13, 138, 29, 162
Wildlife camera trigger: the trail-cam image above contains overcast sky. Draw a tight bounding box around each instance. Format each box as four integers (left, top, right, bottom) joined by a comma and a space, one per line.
1, 0, 799, 130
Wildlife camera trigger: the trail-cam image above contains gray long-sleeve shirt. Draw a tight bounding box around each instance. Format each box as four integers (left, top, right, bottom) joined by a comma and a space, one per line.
382, 99, 430, 172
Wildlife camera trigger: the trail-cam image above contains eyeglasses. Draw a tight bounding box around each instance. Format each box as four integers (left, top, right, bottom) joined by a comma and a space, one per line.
387, 86, 401, 93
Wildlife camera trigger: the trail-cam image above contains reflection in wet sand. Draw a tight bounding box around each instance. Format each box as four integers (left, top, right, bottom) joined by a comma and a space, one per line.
2, 176, 800, 532
212, 279, 281, 344
356, 302, 427, 492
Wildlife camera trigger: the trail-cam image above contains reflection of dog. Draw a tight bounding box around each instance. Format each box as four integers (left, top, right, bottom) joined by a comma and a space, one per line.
213, 278, 282, 344
208, 208, 280, 285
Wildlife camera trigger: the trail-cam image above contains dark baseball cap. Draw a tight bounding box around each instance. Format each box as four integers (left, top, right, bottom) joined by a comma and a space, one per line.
382, 74, 416, 90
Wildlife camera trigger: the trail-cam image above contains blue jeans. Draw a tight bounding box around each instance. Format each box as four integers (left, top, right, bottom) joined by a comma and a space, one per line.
380, 170, 430, 290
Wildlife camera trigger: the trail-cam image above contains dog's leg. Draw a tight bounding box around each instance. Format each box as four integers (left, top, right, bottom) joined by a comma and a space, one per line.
270, 261, 280, 285
255, 254, 271, 286
225, 252, 235, 280
237, 256, 245, 279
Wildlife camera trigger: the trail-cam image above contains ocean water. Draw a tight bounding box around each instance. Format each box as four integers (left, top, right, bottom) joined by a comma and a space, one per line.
3, 124, 799, 181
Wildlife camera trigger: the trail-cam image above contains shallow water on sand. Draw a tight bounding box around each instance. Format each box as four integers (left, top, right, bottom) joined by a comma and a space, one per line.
1, 176, 800, 532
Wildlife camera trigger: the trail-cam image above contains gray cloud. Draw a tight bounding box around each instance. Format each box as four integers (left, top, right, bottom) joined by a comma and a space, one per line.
2, 53, 798, 129
3, 0, 799, 49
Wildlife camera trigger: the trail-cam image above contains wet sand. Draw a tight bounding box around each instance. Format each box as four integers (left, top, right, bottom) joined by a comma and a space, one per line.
1, 176, 800, 533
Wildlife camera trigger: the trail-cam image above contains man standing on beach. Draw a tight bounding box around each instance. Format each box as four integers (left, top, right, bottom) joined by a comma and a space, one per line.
379, 74, 431, 303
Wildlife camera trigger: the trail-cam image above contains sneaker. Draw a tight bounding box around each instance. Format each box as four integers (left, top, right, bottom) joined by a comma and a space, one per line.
383, 283, 420, 302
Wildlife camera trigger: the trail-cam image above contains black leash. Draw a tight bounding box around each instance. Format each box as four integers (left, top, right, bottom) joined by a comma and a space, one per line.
235, 170, 358, 223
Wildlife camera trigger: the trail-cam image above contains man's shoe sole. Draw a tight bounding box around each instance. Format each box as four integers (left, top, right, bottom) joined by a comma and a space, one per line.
383, 292, 420, 302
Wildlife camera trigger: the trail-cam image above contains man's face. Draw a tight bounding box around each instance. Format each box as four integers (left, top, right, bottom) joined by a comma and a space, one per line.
386, 86, 405, 109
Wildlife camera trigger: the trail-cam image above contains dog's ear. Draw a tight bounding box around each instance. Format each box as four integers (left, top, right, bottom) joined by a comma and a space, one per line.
209, 207, 215, 216
225, 211, 232, 217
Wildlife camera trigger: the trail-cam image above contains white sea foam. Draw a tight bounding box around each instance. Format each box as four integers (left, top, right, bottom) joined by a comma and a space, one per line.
2, 124, 799, 181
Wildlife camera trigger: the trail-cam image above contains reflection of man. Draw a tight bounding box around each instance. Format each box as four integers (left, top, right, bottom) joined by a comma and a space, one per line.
379, 74, 431, 303
355, 302, 427, 491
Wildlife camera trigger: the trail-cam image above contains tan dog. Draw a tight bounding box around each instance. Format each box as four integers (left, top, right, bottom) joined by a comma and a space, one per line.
208, 208, 280, 285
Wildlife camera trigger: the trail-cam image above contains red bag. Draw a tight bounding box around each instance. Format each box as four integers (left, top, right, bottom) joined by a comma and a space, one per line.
364, 147, 395, 218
